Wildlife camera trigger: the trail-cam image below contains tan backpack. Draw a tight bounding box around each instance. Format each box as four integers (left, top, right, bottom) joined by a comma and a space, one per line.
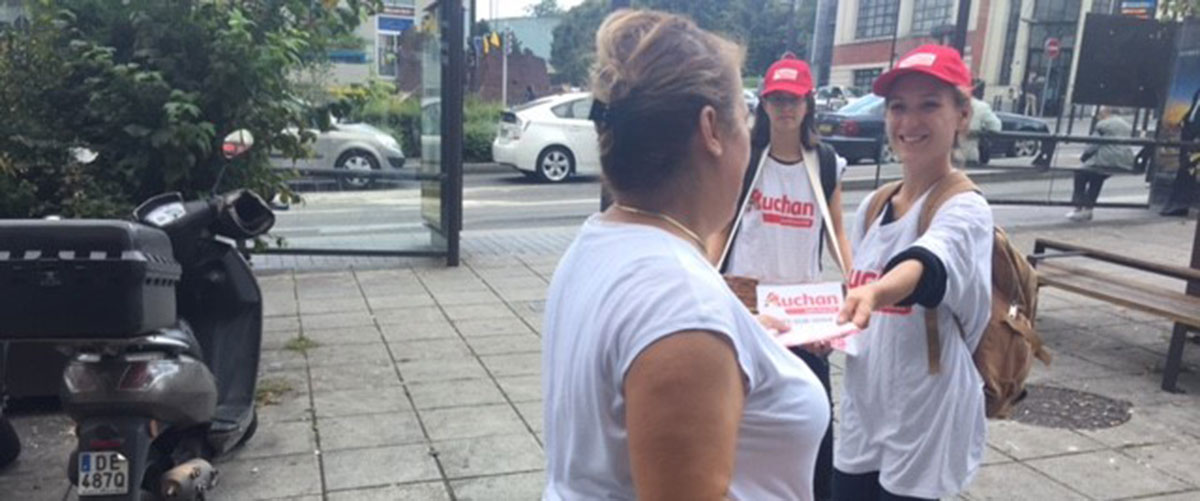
864, 171, 1052, 418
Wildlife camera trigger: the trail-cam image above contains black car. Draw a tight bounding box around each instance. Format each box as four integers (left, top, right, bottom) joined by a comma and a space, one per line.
815, 94, 1049, 164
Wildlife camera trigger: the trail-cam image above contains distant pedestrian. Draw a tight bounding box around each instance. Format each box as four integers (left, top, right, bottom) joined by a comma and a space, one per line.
1068, 106, 1134, 222
524, 85, 536, 103
964, 98, 1001, 166
1164, 88, 1200, 216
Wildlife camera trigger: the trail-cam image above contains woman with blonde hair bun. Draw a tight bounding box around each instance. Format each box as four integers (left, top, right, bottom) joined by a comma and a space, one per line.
541, 8, 831, 501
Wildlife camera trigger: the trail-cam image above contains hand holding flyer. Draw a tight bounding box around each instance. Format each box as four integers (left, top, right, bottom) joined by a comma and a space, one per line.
756, 281, 861, 355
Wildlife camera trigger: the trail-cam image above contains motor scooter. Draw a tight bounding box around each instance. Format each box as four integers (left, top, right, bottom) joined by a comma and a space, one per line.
0, 130, 272, 500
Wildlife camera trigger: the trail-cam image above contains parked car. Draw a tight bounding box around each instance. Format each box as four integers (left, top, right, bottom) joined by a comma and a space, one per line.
492, 92, 600, 183
743, 88, 760, 114
270, 118, 405, 188
815, 94, 1049, 164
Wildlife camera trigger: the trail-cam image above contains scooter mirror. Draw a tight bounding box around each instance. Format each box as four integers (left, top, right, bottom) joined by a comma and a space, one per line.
221, 130, 255, 160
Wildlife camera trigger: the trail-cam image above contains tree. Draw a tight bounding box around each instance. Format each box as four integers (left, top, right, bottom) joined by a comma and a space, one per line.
1159, 0, 1200, 19
550, 0, 815, 86
0, 0, 379, 219
551, 0, 608, 86
528, 0, 564, 17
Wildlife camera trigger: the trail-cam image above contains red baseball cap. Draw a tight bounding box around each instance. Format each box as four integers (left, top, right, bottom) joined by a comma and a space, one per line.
762, 54, 814, 98
872, 44, 972, 96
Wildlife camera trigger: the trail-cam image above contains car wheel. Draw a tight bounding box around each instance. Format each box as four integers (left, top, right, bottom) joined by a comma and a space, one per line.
335, 149, 380, 189
535, 146, 574, 183
1013, 138, 1040, 157
878, 143, 899, 164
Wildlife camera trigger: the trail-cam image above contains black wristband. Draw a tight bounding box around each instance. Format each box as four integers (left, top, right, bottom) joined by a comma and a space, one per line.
883, 246, 948, 308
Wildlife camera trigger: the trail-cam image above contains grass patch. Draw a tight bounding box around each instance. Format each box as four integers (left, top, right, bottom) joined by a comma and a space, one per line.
255, 377, 295, 406
284, 336, 320, 354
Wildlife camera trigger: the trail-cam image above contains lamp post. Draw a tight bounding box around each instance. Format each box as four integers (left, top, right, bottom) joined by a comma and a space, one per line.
788, 0, 799, 52
952, 0, 972, 53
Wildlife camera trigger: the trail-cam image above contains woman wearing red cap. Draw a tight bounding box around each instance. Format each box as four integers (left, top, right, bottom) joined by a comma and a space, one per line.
714, 53, 850, 501
833, 45, 994, 500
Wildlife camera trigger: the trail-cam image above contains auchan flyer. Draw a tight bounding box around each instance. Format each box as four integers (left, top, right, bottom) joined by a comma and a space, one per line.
756, 282, 861, 355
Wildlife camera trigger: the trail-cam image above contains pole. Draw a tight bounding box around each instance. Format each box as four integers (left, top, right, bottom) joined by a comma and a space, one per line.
1039, 55, 1051, 117
952, 0, 972, 53
501, 29, 508, 107
445, 0, 465, 266
1060, 0, 1094, 132
888, 17, 901, 68
788, 0, 798, 52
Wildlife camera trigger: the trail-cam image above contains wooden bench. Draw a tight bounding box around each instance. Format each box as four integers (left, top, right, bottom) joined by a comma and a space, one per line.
1029, 237, 1200, 392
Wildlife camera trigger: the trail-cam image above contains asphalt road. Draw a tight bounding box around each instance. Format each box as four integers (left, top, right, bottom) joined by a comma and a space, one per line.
271, 158, 1158, 251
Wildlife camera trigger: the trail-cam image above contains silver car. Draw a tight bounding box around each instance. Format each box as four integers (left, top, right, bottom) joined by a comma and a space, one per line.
270, 119, 405, 189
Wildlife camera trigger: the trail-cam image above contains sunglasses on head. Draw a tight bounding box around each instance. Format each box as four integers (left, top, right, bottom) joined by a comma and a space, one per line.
764, 93, 807, 106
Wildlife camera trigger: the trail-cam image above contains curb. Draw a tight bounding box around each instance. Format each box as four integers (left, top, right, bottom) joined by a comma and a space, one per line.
465, 162, 512, 174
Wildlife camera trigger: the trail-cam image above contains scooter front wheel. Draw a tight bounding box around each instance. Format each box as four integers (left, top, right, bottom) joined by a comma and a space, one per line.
0, 415, 19, 468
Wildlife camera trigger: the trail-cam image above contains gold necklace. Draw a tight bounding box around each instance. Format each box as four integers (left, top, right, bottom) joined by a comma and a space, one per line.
613, 204, 706, 251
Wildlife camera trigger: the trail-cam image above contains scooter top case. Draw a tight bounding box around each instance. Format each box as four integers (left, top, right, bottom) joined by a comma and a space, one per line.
0, 220, 181, 340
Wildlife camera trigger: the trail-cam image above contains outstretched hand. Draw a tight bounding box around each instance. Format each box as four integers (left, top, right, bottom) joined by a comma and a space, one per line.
838, 284, 879, 330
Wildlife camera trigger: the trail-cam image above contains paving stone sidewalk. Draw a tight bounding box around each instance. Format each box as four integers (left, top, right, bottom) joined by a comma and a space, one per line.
3, 216, 1199, 501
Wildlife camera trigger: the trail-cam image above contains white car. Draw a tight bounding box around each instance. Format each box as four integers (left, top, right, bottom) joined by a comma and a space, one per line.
743, 88, 760, 114
270, 119, 405, 189
492, 92, 600, 183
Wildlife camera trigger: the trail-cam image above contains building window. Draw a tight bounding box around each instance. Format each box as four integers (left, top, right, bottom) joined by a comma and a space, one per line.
378, 33, 401, 77
853, 68, 884, 90
911, 0, 954, 35
1035, 0, 1082, 21
856, 0, 899, 40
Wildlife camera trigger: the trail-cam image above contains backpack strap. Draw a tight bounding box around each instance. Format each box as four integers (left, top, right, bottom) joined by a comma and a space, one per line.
806, 145, 847, 278
863, 181, 902, 240
718, 147, 769, 273
814, 143, 838, 267
916, 170, 982, 374
818, 143, 837, 202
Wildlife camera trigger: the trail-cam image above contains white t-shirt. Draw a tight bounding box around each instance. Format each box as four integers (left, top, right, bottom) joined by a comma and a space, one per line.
728, 148, 848, 284
835, 187, 993, 499
542, 216, 830, 501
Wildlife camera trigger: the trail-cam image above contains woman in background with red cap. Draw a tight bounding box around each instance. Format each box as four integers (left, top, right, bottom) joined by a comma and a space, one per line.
714, 53, 850, 501
833, 45, 994, 500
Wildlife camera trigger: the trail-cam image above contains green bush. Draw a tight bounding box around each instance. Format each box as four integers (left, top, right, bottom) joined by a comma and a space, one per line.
348, 92, 502, 163
464, 120, 495, 163
354, 96, 420, 157
0, 0, 374, 218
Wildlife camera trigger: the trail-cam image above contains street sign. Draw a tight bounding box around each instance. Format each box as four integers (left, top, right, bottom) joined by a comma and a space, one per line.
1045, 37, 1061, 59
1120, 0, 1157, 19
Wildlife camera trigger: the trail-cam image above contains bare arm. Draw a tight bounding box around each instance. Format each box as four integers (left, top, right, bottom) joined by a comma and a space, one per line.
838, 260, 924, 329
626, 331, 745, 501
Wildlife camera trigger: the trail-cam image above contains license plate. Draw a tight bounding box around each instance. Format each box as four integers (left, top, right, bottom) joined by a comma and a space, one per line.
818, 124, 834, 135
78, 451, 130, 496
